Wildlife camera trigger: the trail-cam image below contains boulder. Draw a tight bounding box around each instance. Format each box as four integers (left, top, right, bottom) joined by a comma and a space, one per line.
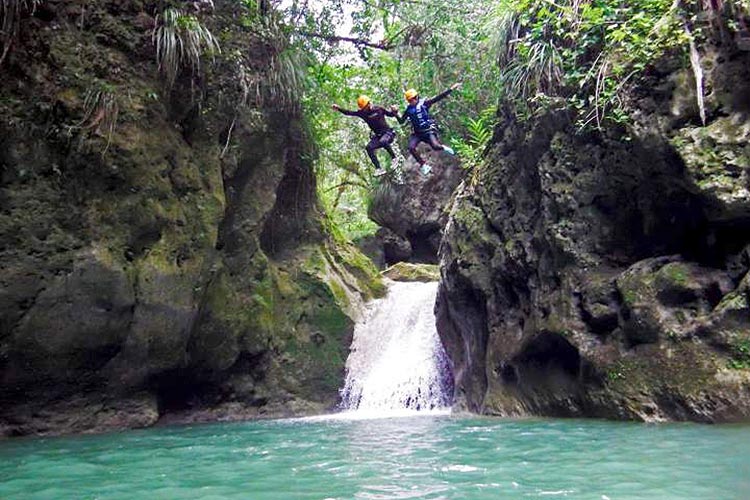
368, 150, 464, 263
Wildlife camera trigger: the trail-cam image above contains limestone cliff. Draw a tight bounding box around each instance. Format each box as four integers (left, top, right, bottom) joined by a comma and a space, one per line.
437, 42, 750, 422
0, 0, 381, 436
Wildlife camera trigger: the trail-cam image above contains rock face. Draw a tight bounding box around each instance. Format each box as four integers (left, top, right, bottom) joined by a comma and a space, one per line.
0, 1, 381, 436
437, 44, 750, 423
382, 262, 440, 283
368, 151, 463, 264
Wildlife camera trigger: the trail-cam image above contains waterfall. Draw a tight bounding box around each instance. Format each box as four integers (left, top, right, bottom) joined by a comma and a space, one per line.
339, 280, 453, 414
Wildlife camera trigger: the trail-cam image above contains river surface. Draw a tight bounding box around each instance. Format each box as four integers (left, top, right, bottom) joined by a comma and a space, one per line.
4, 281, 748, 498
1, 413, 749, 499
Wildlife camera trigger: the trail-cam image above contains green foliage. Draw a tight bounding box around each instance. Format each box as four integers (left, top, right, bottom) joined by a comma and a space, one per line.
607, 366, 625, 382
490, 0, 750, 128
0, 0, 38, 65
276, 0, 750, 239
491, 0, 692, 128
727, 338, 750, 370
450, 108, 495, 170
282, 0, 503, 240
153, 7, 221, 87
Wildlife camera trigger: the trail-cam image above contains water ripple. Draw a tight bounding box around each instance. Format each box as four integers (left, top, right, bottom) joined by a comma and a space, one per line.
1, 416, 749, 499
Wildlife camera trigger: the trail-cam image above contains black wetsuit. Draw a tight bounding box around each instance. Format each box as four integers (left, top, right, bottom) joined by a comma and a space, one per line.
398, 88, 453, 165
337, 105, 398, 170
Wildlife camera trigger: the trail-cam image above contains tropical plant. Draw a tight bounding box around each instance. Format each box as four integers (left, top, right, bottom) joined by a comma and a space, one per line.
1, 0, 38, 65
279, 0, 506, 239
278, 0, 750, 240
266, 45, 307, 111
152, 7, 221, 87
486, 0, 750, 129
77, 83, 119, 153
450, 108, 495, 170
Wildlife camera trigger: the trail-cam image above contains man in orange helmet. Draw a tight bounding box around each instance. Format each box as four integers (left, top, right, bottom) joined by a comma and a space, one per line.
332, 95, 399, 175
394, 83, 460, 175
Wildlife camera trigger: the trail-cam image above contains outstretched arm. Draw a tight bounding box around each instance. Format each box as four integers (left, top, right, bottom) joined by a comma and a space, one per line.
332, 104, 359, 116
425, 82, 461, 107
386, 104, 404, 122
390, 105, 408, 124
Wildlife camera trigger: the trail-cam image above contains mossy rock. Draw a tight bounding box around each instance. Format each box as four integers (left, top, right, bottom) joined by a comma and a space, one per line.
382, 262, 440, 282
329, 240, 386, 299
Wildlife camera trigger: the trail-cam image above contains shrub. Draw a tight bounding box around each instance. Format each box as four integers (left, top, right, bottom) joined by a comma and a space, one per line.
152, 7, 221, 87
490, 0, 711, 128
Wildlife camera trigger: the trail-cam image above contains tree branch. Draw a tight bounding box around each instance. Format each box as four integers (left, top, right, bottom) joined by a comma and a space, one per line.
326, 180, 370, 192
295, 30, 395, 50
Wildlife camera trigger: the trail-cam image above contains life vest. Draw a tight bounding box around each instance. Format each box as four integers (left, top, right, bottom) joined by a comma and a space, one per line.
405, 99, 435, 134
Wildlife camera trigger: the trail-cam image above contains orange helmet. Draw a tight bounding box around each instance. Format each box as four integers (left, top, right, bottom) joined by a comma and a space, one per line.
357, 95, 371, 109
404, 88, 418, 101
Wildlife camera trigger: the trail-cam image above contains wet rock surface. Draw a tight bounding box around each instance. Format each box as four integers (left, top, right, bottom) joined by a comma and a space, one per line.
437, 45, 750, 423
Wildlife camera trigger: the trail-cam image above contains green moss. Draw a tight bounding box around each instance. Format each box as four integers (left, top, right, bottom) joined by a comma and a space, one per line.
382, 262, 440, 282
248, 273, 276, 336
607, 365, 626, 382
604, 343, 718, 396
302, 246, 327, 274
275, 271, 354, 400
309, 303, 350, 336
727, 336, 750, 370
716, 290, 749, 312
658, 262, 689, 286
329, 241, 385, 299
617, 268, 658, 307
622, 288, 638, 305
289, 272, 346, 331
326, 278, 349, 306
674, 119, 750, 206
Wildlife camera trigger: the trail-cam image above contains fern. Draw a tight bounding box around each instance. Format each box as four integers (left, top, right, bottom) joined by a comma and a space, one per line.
152, 8, 220, 87
450, 108, 495, 171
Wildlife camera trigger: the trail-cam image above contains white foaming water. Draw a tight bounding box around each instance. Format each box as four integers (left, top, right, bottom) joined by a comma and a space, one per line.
339, 280, 453, 414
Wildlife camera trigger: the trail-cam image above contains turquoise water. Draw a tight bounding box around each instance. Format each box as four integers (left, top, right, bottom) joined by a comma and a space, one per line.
1, 414, 749, 499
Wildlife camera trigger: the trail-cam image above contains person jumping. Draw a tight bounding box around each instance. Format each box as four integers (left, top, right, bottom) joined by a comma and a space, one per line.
332, 95, 399, 176
393, 82, 460, 175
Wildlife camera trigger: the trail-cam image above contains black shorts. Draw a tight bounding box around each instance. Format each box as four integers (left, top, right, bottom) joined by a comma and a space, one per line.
367, 129, 396, 149
409, 131, 438, 148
